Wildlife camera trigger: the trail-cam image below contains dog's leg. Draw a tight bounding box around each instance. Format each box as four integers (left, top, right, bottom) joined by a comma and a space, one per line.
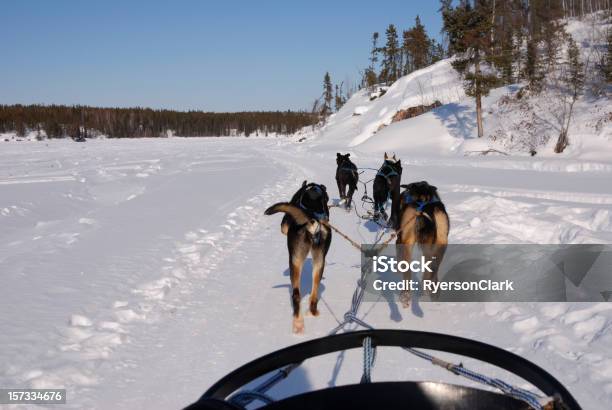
346, 183, 356, 209
397, 210, 417, 308
427, 209, 449, 300
309, 246, 326, 317
336, 178, 345, 202
389, 183, 401, 230
289, 240, 309, 334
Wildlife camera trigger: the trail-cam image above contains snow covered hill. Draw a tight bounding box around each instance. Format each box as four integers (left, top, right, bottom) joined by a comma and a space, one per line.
1, 16, 612, 410
305, 13, 611, 162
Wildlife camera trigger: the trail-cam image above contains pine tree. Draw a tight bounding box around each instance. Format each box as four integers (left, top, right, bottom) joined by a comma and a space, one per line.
381, 24, 400, 84
365, 32, 380, 89
525, 36, 544, 91
402, 30, 412, 75
443, 1, 498, 138
604, 28, 612, 84
322, 72, 333, 118
334, 84, 345, 111
411, 16, 429, 70
429, 40, 445, 65
364, 68, 378, 89
369, 32, 379, 72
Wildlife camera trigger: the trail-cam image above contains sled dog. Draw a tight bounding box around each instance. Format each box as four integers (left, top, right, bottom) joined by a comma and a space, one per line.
396, 181, 449, 305
335, 153, 358, 208
264, 181, 332, 333
373, 152, 403, 229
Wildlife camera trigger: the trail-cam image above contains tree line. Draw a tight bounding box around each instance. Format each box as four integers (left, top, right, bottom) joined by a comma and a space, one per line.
0, 104, 316, 139
364, 15, 446, 88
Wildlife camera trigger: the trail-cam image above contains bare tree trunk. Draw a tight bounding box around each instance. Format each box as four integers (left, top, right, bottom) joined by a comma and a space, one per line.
555, 95, 577, 153
475, 60, 484, 138
491, 0, 496, 44
554, 130, 569, 153
476, 94, 484, 138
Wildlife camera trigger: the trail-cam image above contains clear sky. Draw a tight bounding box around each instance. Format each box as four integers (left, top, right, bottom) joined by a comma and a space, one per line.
1, 1, 443, 112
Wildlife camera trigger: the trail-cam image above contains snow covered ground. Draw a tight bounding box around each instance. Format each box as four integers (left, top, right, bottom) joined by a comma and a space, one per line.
1, 128, 612, 409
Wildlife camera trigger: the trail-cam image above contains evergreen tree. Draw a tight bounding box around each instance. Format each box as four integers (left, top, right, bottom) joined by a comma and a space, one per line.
603, 28, 612, 84
429, 40, 446, 65
524, 36, 544, 91
443, 1, 498, 138
365, 32, 380, 89
409, 16, 430, 70
334, 84, 345, 111
364, 68, 378, 89
322, 72, 333, 118
380, 24, 400, 84
369, 32, 380, 72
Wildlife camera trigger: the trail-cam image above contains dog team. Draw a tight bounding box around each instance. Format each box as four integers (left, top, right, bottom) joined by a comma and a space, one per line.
265, 152, 449, 333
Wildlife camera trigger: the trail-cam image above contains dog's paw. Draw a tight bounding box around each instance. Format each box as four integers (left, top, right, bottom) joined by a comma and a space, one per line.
399, 291, 411, 308
292, 317, 305, 334
308, 308, 320, 317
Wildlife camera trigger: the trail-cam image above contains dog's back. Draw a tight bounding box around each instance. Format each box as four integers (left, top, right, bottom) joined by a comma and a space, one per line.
398, 181, 449, 245
335, 154, 358, 187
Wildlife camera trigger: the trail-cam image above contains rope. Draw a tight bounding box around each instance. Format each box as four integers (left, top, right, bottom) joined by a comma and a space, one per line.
320, 220, 362, 251
360, 336, 376, 384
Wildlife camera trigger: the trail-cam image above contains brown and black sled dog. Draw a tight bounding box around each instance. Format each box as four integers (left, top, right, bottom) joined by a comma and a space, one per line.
264, 181, 332, 333
396, 181, 449, 305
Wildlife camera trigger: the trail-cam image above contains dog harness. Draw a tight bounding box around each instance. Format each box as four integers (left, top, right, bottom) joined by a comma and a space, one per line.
374, 161, 401, 213
402, 192, 441, 221
298, 183, 329, 245
376, 161, 400, 182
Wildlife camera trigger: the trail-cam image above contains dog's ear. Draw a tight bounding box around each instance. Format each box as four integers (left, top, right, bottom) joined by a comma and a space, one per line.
302, 180, 308, 187
384, 152, 388, 160
320, 184, 327, 192
346, 153, 350, 158
397, 159, 402, 167
337, 152, 342, 158
392, 153, 397, 160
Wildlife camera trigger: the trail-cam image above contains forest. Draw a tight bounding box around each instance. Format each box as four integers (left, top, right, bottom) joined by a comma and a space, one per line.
0, 105, 315, 139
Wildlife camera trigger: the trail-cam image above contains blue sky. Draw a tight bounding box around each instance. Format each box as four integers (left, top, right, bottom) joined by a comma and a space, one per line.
1, 1, 443, 112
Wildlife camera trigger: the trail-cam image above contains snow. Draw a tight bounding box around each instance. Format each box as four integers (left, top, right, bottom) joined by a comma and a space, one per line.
2, 130, 612, 409
2, 17, 612, 410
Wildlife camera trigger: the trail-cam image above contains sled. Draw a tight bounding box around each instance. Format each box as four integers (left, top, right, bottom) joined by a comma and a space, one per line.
185, 329, 581, 410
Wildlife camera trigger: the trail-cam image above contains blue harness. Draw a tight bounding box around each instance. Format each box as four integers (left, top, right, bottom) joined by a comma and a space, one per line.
374, 161, 401, 212
402, 191, 440, 212
376, 161, 400, 181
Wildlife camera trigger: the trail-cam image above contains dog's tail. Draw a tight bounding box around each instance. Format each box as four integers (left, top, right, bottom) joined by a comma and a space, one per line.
264, 202, 312, 225
265, 202, 320, 236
